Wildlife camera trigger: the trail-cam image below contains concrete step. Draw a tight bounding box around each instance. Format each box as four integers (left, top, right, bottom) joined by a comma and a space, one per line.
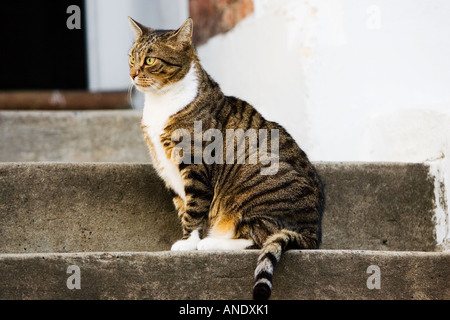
0, 162, 442, 252
0, 110, 148, 162
0, 250, 448, 299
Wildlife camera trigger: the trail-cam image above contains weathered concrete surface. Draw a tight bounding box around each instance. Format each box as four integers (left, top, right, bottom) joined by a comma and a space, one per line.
0, 163, 180, 253
319, 162, 437, 251
0, 111, 149, 162
0, 250, 448, 300
0, 162, 438, 252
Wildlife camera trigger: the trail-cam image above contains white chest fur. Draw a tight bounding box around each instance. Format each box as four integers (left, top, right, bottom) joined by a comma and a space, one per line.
141, 63, 198, 200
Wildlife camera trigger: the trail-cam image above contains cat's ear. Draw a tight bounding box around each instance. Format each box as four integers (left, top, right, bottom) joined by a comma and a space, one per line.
128, 17, 145, 39
171, 18, 193, 47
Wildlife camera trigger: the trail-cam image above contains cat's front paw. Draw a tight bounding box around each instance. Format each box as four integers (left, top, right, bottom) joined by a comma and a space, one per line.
171, 229, 200, 251
171, 239, 199, 251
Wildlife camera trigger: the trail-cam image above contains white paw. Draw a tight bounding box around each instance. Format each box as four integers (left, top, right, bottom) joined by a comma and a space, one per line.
171, 230, 201, 251
197, 237, 255, 251
197, 238, 223, 251
171, 239, 199, 251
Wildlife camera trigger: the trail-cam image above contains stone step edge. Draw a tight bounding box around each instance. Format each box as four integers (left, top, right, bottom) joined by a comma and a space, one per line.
0, 250, 448, 300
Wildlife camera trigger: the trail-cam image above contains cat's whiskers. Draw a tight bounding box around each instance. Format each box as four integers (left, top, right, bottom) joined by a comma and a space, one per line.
127, 82, 134, 107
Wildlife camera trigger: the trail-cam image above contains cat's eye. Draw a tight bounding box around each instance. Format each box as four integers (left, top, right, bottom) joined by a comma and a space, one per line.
145, 57, 156, 65
129, 56, 135, 65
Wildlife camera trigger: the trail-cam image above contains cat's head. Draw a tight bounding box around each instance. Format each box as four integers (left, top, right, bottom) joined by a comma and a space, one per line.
128, 17, 196, 92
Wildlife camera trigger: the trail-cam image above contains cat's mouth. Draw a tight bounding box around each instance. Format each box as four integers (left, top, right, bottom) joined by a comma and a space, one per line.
132, 77, 160, 91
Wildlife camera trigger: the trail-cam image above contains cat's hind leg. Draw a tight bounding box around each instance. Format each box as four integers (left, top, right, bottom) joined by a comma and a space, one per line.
197, 215, 254, 250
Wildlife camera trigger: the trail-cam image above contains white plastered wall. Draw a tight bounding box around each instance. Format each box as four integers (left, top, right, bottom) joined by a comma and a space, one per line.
196, 0, 450, 248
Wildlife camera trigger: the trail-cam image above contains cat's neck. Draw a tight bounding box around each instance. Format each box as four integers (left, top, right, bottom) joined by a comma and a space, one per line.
142, 62, 199, 136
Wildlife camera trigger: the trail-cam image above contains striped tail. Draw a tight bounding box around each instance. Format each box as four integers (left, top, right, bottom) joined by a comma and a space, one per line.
253, 229, 317, 300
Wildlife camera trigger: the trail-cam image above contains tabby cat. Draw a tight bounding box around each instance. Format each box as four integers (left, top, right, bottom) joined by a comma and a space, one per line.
128, 17, 324, 300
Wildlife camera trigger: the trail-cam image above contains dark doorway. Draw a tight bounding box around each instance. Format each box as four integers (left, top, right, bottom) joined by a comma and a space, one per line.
0, 0, 87, 90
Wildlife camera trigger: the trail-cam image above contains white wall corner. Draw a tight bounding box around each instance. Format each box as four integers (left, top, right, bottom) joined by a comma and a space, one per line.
425, 156, 450, 251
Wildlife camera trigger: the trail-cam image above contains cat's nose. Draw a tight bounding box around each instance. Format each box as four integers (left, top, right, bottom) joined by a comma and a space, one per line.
130, 69, 139, 80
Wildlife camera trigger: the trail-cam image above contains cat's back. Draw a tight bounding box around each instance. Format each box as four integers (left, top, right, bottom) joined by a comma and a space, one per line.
219, 95, 308, 161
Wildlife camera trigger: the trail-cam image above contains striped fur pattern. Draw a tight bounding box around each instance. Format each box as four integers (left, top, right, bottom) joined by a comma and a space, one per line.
128, 17, 324, 300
